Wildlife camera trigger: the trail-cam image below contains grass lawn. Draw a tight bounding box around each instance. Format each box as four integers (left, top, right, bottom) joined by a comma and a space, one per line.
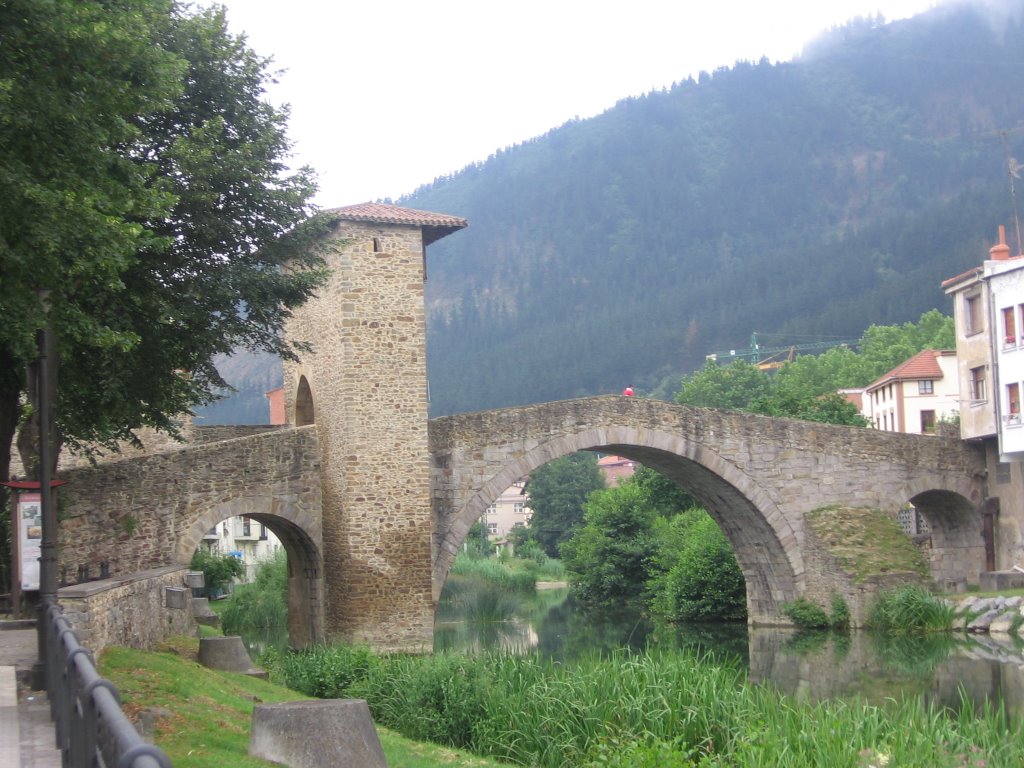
99, 636, 512, 768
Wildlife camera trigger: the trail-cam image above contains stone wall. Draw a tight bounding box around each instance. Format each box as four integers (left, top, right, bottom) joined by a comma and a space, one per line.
58, 565, 196, 656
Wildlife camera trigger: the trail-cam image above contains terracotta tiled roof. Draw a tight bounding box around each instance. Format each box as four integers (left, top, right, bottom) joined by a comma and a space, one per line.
941, 266, 982, 289
323, 202, 467, 246
865, 349, 953, 391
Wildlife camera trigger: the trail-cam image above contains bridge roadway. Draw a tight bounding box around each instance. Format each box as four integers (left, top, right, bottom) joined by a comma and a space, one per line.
51, 395, 987, 648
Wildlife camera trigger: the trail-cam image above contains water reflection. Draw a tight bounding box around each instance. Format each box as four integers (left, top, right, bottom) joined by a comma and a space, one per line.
437, 585, 1024, 719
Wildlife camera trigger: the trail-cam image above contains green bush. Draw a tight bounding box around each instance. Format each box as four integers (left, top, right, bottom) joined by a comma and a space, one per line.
780, 594, 851, 631
650, 513, 746, 621
868, 585, 954, 635
830, 593, 851, 631
189, 547, 243, 595
781, 597, 831, 629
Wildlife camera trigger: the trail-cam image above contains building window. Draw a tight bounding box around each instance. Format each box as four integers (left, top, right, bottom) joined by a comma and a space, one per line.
918, 380, 934, 395
1008, 383, 1021, 426
1005, 306, 1017, 345
513, 502, 524, 514
970, 366, 986, 401
486, 522, 498, 534
966, 293, 983, 335
486, 504, 496, 515
920, 410, 936, 434
242, 517, 251, 537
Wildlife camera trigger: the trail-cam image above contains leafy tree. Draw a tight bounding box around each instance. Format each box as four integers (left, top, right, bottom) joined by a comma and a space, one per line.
0, 1, 327, 585
628, 466, 699, 517
858, 309, 955, 380
674, 310, 950, 428
648, 510, 747, 622
526, 452, 605, 558
753, 390, 868, 426
675, 359, 771, 410
560, 482, 659, 607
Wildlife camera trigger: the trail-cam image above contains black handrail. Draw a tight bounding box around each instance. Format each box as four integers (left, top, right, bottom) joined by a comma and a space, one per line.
41, 598, 172, 767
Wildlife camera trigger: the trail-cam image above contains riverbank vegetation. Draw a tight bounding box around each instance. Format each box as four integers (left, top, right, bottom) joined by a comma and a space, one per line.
265, 643, 1022, 767
99, 638, 513, 768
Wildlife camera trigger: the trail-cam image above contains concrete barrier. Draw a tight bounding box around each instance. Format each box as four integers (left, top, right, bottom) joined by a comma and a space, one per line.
249, 699, 387, 768
197, 636, 266, 679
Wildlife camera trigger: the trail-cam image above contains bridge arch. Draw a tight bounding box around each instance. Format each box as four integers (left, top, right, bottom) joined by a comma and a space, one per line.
177, 494, 324, 649
905, 481, 991, 589
432, 424, 802, 624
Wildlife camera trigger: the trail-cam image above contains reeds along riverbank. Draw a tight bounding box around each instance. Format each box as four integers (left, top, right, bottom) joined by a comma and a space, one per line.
267, 646, 1023, 768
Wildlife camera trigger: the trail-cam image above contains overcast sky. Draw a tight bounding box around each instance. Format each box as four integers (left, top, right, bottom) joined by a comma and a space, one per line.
210, 0, 945, 207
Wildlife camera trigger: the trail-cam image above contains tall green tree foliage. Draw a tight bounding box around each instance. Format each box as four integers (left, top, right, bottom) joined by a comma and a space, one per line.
675, 310, 952, 425
561, 467, 747, 619
560, 482, 659, 607
0, 0, 326, 589
526, 452, 605, 558
648, 510, 747, 622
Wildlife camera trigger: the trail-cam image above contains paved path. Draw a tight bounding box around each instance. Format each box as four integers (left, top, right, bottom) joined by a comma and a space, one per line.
0, 625, 61, 768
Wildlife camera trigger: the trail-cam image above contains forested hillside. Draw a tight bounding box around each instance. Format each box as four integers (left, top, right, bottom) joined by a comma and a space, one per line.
402, 3, 1024, 416
202, 3, 1024, 423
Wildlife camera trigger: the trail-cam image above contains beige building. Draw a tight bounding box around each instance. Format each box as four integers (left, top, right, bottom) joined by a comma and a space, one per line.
482, 480, 532, 538
862, 349, 959, 434
482, 455, 636, 539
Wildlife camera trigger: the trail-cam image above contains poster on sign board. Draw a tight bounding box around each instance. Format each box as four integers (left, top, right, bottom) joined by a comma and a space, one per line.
19, 493, 41, 591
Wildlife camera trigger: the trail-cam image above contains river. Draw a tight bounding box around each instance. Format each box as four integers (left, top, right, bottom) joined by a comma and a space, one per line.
434, 585, 1024, 719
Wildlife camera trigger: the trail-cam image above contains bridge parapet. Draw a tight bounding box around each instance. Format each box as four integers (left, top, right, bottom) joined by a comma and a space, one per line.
56, 425, 322, 580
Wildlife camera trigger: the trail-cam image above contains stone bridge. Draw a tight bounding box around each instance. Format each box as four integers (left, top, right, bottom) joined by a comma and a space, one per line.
429, 396, 987, 625
56, 394, 987, 650
41, 204, 991, 650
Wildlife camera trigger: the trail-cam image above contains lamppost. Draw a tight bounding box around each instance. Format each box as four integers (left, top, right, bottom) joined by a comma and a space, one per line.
33, 289, 57, 689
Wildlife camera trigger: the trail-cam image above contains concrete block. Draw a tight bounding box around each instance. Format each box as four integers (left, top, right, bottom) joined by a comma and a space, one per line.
198, 636, 265, 678
249, 699, 387, 768
191, 598, 221, 627
165, 587, 187, 610
184, 571, 205, 589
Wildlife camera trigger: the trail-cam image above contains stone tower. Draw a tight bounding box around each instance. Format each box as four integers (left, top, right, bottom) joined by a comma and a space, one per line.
283, 202, 467, 651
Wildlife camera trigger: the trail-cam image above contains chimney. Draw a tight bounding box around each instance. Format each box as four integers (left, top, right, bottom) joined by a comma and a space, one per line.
990, 225, 1011, 261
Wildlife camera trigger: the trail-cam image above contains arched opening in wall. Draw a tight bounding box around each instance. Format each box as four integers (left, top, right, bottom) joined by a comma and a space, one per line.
295, 375, 315, 426
907, 489, 985, 591
435, 445, 798, 654
189, 511, 322, 653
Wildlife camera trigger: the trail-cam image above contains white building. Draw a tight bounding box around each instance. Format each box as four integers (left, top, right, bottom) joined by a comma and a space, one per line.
201, 516, 281, 583
943, 225, 1024, 459
862, 349, 959, 434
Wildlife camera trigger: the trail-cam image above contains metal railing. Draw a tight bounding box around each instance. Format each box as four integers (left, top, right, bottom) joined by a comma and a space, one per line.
41, 598, 172, 767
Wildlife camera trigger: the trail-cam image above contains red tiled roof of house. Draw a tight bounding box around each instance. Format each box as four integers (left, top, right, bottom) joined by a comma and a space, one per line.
866, 349, 954, 391
324, 202, 465, 228
941, 265, 982, 290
